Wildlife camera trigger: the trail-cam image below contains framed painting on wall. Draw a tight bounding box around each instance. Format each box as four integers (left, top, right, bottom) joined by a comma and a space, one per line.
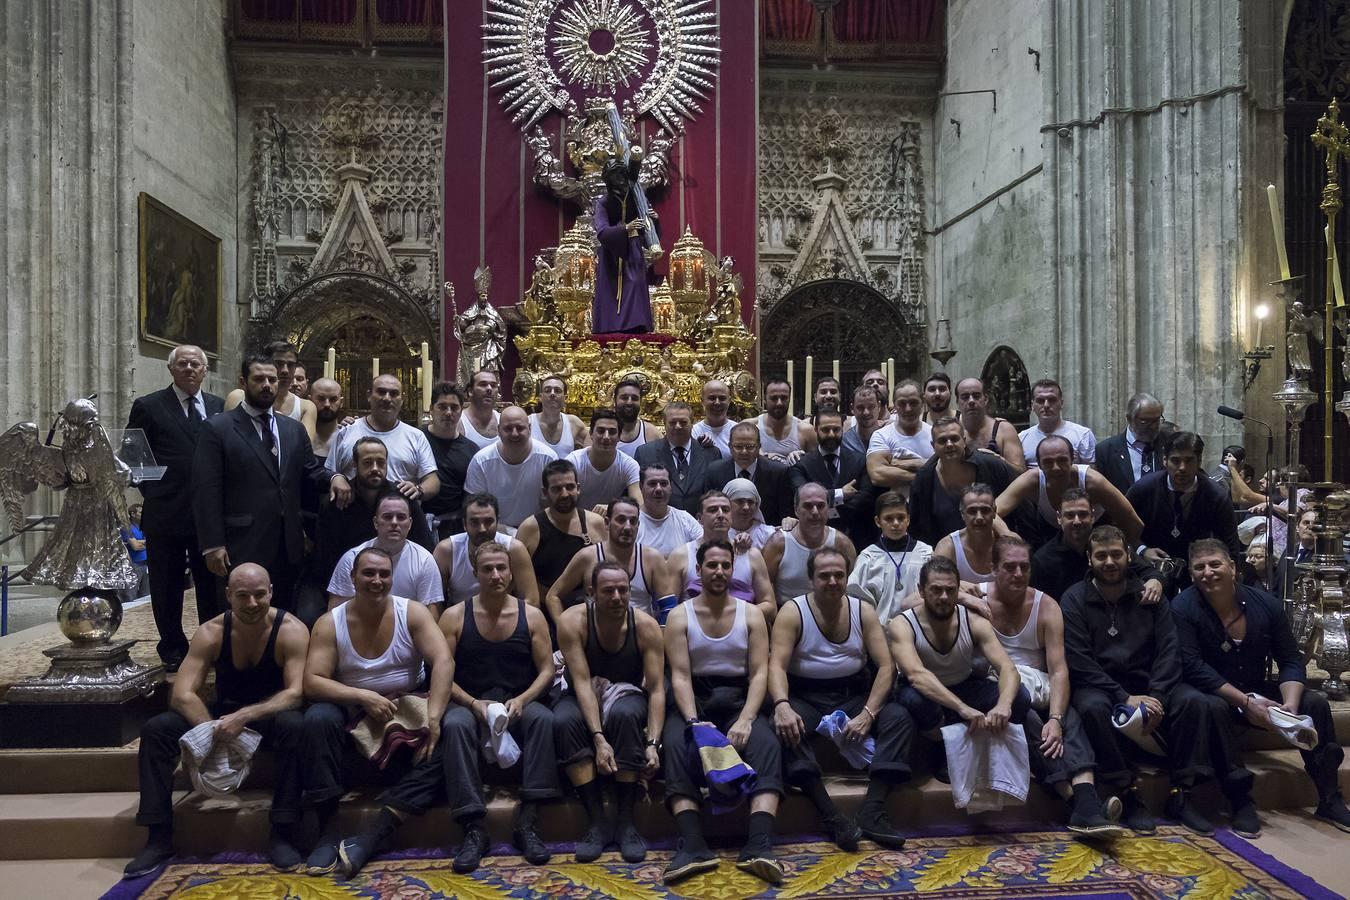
138, 193, 222, 357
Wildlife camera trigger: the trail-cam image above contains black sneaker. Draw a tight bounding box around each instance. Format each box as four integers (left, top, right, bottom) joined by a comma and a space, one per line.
337, 834, 379, 879
856, 807, 907, 849
663, 840, 718, 883
736, 843, 784, 885
617, 821, 647, 863
304, 841, 341, 876
825, 814, 862, 852
267, 828, 303, 872
1316, 798, 1350, 833
574, 820, 612, 863
453, 821, 491, 873
513, 822, 551, 865
1231, 801, 1262, 839
1067, 803, 1127, 839
1165, 789, 1215, 836
1121, 792, 1157, 835
122, 841, 174, 879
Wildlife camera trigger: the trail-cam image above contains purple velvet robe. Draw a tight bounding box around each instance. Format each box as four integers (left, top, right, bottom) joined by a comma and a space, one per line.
592, 195, 653, 334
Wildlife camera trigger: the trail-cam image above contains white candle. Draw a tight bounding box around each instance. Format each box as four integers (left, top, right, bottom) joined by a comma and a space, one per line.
832, 359, 840, 384
372, 357, 380, 381
327, 347, 335, 380
1330, 225, 1346, 307
804, 356, 814, 417
786, 360, 795, 418
1268, 184, 1292, 280
422, 361, 433, 411
887, 358, 896, 397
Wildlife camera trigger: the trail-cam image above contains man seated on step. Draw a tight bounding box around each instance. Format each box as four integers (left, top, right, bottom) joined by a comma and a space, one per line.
1060, 525, 1233, 836
439, 541, 561, 873
546, 495, 673, 619
125, 563, 309, 878
554, 561, 666, 863
662, 539, 785, 885
299, 547, 452, 878
634, 463, 703, 556
984, 536, 1125, 836
669, 490, 777, 627
326, 493, 443, 615
1173, 539, 1350, 837
763, 482, 857, 608
768, 546, 912, 851
433, 492, 538, 608
932, 483, 1001, 595
847, 490, 933, 625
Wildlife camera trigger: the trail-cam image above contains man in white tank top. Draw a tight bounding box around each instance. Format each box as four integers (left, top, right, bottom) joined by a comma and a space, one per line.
764, 482, 857, 607
934, 484, 999, 593
987, 537, 1124, 836
529, 374, 588, 455
567, 409, 641, 512
768, 547, 913, 851
547, 496, 671, 617
433, 493, 539, 608
662, 540, 784, 886
299, 547, 452, 878
747, 377, 816, 464
459, 370, 501, 449
888, 556, 1029, 739
224, 340, 318, 441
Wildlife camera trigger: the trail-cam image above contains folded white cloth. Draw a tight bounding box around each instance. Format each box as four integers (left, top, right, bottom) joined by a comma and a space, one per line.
1015, 666, 1052, 711
1254, 696, 1319, 751
815, 709, 875, 769
1111, 703, 1167, 757
178, 720, 263, 799
481, 702, 521, 767
940, 722, 1029, 812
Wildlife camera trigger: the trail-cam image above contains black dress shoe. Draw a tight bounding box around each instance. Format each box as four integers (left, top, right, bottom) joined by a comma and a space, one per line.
122, 841, 174, 879
1166, 789, 1215, 836
856, 807, 907, 849
735, 842, 784, 885
513, 822, 551, 865
453, 821, 491, 873
617, 821, 647, 863
663, 841, 718, 883
825, 814, 862, 851
574, 820, 612, 863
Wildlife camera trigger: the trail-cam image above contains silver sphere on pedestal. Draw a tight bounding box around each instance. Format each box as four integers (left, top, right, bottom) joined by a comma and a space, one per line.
56, 589, 123, 644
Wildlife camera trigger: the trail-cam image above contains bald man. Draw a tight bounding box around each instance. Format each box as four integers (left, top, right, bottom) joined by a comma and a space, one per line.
125, 564, 310, 878
692, 379, 735, 459
325, 373, 441, 504
308, 377, 345, 464
464, 405, 560, 528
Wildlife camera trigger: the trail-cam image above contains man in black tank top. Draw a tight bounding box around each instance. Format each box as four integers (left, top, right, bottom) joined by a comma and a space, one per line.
768, 547, 913, 851
516, 459, 607, 621
125, 564, 310, 879
554, 562, 666, 863
439, 541, 561, 873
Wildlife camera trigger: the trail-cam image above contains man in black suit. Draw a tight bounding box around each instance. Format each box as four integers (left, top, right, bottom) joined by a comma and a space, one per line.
1126, 431, 1240, 591
708, 421, 793, 526
1095, 392, 1164, 496
634, 401, 717, 515
193, 354, 351, 611
127, 344, 226, 669
790, 409, 870, 543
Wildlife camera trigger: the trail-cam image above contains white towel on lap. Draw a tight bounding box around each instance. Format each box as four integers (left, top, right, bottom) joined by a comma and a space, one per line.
178, 721, 263, 799
940, 722, 1029, 812
481, 702, 521, 767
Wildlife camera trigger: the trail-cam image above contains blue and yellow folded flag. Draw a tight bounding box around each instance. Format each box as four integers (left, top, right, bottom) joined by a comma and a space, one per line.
688, 720, 758, 813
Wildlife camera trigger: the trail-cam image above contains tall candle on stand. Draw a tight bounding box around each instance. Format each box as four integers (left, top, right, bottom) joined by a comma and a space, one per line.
326, 347, 336, 380
887, 358, 896, 398
420, 342, 432, 411
1267, 184, 1292, 279
1330, 225, 1346, 307
786, 360, 795, 417
372, 357, 380, 381
804, 356, 814, 416
832, 359, 840, 384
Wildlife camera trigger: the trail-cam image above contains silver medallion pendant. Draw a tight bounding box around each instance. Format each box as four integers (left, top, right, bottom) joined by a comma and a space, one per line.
1221, 640, 1232, 653
1170, 526, 1181, 538
1108, 625, 1119, 638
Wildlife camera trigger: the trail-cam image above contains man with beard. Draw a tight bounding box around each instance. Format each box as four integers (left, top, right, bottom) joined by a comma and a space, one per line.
592, 157, 654, 333
848, 491, 934, 624
791, 409, 867, 535
289, 363, 310, 399
1019, 378, 1097, 467
327, 494, 442, 614
326, 374, 440, 505
709, 421, 793, 526
954, 377, 1025, 471
569, 408, 641, 512
1173, 540, 1350, 836
517, 459, 608, 603
1030, 487, 1163, 604
670, 491, 777, 626
1095, 392, 1165, 495
613, 378, 663, 457
921, 372, 953, 426
547, 496, 672, 618
770, 547, 912, 850
636, 402, 718, 515
933, 484, 1002, 590
422, 382, 478, 538
435, 493, 539, 607
459, 370, 500, 450
985, 537, 1125, 836
124, 564, 309, 878
866, 381, 933, 495
662, 540, 784, 886
1060, 526, 1227, 835
465, 406, 559, 529
554, 562, 666, 862
748, 378, 816, 464
194, 355, 351, 610
812, 377, 843, 418
692, 379, 735, 459
764, 483, 858, 607
308, 377, 345, 464
635, 463, 703, 555
440, 542, 561, 872
225, 341, 318, 441
907, 417, 1014, 547
725, 478, 779, 549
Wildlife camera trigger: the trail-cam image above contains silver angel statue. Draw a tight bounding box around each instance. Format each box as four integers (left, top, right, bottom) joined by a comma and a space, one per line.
1286, 301, 1321, 379
1, 399, 137, 591
453, 267, 509, 385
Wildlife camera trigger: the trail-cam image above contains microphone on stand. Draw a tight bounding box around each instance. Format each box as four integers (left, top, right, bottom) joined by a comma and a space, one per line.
1217, 404, 1278, 588
1217, 405, 1246, 421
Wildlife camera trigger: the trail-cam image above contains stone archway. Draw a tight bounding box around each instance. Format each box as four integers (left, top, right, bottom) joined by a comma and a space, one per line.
759, 279, 924, 402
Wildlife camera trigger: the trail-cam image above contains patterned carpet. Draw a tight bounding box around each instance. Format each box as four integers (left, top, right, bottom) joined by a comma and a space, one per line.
104, 827, 1341, 899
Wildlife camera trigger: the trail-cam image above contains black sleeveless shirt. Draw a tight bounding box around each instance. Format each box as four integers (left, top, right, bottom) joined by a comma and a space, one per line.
532, 508, 590, 594
216, 610, 286, 713
454, 597, 535, 698
584, 603, 644, 686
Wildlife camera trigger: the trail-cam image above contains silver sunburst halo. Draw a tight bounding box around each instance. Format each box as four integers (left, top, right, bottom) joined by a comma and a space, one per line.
552, 0, 651, 94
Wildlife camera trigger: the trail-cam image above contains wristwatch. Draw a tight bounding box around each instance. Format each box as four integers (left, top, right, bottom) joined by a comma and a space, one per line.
1048, 713, 1064, 723
646, 737, 661, 751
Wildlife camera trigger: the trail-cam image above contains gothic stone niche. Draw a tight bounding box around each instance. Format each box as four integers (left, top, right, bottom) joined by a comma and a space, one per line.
980, 345, 1031, 428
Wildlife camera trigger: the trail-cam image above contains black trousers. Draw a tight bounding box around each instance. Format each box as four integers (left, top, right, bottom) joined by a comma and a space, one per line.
441, 699, 562, 821
1218, 685, 1343, 801
781, 676, 915, 786
1071, 682, 1235, 790
300, 702, 447, 817
661, 681, 783, 804
1024, 706, 1096, 786
144, 526, 218, 662
897, 675, 1031, 732
554, 692, 649, 772
136, 708, 303, 826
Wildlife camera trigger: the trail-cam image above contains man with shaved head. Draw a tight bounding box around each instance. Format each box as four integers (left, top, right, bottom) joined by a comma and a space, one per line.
464, 405, 559, 528
325, 372, 440, 503
692, 379, 735, 459
125, 563, 310, 878
308, 376, 345, 465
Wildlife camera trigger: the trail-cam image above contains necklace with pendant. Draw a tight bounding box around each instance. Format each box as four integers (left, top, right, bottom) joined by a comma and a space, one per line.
1107, 608, 1119, 638
1220, 608, 1244, 653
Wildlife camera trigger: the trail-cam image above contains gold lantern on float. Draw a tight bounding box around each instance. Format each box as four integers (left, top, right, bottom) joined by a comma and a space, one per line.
667, 226, 711, 337
651, 278, 676, 334
552, 222, 597, 338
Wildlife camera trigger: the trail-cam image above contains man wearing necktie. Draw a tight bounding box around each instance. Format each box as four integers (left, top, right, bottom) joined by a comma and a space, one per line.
708, 422, 793, 527
127, 345, 226, 670
1095, 393, 1165, 496
634, 402, 717, 515
790, 410, 868, 543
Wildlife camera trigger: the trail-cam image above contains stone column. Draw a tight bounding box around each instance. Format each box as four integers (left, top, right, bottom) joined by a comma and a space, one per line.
1, 0, 137, 430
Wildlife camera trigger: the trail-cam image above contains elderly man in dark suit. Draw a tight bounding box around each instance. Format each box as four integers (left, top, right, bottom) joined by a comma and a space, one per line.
634, 401, 717, 515
1095, 392, 1165, 496
708, 421, 794, 526
790, 409, 870, 541
127, 344, 226, 670
193, 354, 351, 611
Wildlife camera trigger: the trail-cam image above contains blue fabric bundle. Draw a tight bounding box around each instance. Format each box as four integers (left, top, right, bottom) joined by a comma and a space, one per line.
687, 720, 758, 813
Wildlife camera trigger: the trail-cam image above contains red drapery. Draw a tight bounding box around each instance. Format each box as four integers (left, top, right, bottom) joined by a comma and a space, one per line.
831, 0, 938, 43
761, 0, 817, 42
759, 0, 942, 59
441, 0, 759, 381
